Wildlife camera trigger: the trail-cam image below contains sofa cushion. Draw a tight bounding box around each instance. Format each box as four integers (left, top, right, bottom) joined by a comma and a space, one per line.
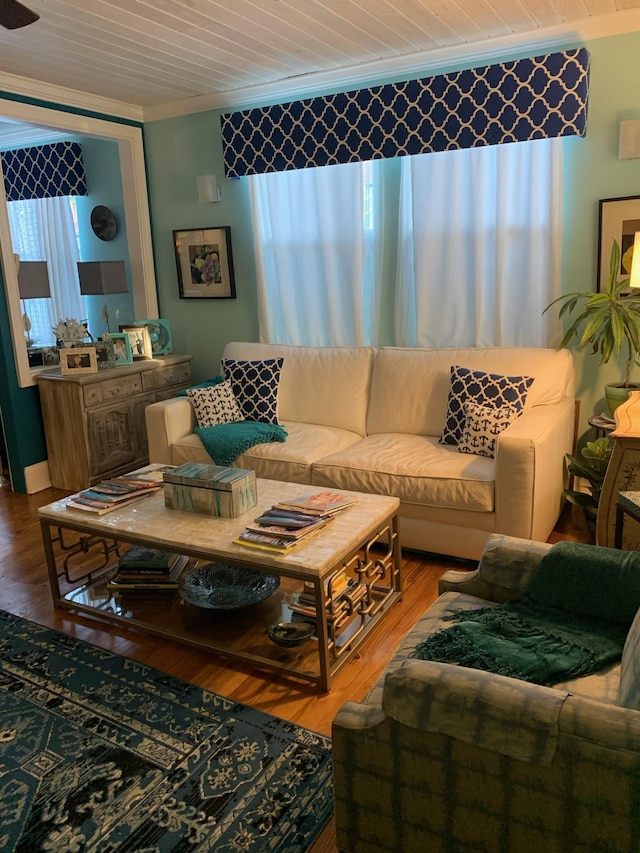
311, 433, 495, 511
222, 342, 374, 435
187, 381, 243, 427
366, 346, 574, 438
177, 421, 363, 485
440, 365, 534, 445
222, 357, 283, 424
458, 402, 520, 458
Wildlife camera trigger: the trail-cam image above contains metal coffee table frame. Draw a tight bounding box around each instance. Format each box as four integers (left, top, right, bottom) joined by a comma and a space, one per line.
39, 480, 402, 692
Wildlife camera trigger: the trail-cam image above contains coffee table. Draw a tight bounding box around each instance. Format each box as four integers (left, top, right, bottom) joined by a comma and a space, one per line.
39, 478, 402, 692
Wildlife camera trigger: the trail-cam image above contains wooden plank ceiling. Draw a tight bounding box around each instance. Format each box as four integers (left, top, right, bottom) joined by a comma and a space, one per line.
0, 0, 639, 114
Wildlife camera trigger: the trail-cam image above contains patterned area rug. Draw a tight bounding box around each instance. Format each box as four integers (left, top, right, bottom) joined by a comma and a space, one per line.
0, 610, 333, 852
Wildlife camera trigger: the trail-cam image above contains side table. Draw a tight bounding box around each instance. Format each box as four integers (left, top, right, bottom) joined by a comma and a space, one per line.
588, 414, 616, 440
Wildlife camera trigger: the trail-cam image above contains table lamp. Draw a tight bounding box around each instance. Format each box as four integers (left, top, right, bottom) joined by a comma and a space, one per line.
17, 260, 50, 347
77, 260, 128, 333
630, 232, 640, 289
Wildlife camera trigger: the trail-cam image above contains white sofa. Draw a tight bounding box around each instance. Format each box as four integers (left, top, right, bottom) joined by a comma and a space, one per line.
145, 342, 575, 559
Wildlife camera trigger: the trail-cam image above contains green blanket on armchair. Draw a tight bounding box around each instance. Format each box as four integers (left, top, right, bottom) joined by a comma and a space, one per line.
412, 542, 640, 685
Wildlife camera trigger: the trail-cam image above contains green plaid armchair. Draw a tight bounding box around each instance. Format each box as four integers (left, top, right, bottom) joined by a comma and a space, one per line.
332, 534, 640, 853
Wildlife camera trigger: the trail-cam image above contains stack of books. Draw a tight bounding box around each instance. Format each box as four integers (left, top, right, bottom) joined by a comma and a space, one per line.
234, 491, 358, 552
66, 464, 174, 515
287, 570, 366, 625
107, 545, 189, 591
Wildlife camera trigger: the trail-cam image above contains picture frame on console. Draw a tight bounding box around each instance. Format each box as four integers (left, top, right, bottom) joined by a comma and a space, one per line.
104, 332, 133, 365
60, 346, 98, 375
598, 195, 640, 293
173, 226, 236, 299
119, 325, 153, 359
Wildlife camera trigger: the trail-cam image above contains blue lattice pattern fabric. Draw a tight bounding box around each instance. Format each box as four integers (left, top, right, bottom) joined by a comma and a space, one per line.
458, 402, 521, 459
187, 381, 243, 427
1, 141, 87, 201
440, 365, 534, 446
222, 358, 283, 424
221, 48, 589, 177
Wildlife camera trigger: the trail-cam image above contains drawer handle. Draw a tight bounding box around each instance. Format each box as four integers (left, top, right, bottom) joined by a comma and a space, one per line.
110, 386, 122, 395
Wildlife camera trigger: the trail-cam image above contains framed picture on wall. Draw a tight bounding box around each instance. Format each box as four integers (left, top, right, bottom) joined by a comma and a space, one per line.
173, 226, 236, 299
598, 196, 640, 292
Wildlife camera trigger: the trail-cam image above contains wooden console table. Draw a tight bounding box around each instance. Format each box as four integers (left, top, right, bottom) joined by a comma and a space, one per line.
36, 354, 192, 491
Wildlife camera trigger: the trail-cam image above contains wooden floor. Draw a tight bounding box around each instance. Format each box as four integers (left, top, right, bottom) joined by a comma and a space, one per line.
0, 485, 590, 853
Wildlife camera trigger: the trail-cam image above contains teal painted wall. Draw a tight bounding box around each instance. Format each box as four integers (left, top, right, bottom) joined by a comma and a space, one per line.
144, 30, 640, 442
76, 137, 135, 338
562, 32, 640, 436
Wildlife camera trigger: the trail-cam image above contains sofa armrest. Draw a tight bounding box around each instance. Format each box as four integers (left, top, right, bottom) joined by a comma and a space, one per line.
438, 532, 551, 601
494, 398, 574, 541
145, 396, 196, 464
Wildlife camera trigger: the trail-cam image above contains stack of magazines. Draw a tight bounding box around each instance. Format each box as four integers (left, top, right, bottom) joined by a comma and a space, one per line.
234, 491, 358, 552
107, 545, 189, 592
66, 464, 175, 515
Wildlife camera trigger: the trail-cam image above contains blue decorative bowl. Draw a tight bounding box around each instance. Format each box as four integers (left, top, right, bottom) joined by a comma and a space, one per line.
179, 563, 280, 609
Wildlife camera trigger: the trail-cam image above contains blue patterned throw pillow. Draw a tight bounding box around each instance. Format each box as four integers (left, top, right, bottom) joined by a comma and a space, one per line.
222, 357, 283, 424
440, 365, 534, 446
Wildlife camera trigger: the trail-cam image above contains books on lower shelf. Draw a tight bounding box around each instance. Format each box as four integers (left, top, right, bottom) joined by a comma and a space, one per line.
234, 492, 358, 552
66, 464, 176, 515
107, 548, 189, 591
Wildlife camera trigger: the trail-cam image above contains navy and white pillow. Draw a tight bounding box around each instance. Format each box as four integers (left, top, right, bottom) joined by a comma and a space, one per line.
222, 357, 283, 424
187, 381, 243, 428
457, 402, 520, 458
440, 365, 534, 446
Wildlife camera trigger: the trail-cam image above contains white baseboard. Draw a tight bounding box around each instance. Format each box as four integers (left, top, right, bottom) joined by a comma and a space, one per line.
24, 461, 52, 494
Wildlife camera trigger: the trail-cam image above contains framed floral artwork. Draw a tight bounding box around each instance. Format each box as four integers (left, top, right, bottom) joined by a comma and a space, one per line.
173, 226, 236, 299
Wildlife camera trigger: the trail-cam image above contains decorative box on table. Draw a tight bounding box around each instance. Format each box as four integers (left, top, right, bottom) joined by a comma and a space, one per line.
163, 462, 257, 517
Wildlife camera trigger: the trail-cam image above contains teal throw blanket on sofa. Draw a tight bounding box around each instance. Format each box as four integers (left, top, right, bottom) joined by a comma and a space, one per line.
195, 420, 288, 467
412, 542, 640, 685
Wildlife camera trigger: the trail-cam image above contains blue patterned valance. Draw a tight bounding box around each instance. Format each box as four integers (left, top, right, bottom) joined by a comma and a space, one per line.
1, 141, 87, 201
221, 48, 589, 177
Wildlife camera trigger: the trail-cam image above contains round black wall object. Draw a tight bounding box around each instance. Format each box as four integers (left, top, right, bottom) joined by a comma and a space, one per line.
90, 205, 117, 241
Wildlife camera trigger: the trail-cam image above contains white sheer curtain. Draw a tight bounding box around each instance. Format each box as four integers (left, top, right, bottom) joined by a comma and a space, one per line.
395, 138, 563, 348
250, 160, 381, 345
8, 196, 85, 345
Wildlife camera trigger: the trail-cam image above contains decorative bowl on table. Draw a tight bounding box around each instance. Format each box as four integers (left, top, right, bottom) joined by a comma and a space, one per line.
179, 563, 280, 609
267, 621, 315, 647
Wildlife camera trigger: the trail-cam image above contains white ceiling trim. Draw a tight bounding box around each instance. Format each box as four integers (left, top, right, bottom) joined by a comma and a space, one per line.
0, 69, 144, 124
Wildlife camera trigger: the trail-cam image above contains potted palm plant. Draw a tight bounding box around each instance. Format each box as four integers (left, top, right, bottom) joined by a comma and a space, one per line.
544, 239, 640, 413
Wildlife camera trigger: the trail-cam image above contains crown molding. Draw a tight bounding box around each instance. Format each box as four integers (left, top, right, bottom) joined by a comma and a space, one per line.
143, 8, 640, 122
0, 69, 144, 124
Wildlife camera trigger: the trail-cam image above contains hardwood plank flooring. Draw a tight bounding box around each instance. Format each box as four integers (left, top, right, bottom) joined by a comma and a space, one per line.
0, 485, 590, 853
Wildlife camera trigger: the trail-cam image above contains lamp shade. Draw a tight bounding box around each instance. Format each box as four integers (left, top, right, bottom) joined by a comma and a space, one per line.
77, 260, 128, 296
18, 261, 50, 299
630, 233, 640, 289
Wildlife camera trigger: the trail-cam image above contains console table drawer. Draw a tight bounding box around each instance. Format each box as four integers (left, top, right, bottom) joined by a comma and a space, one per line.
143, 362, 191, 391
83, 374, 142, 406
